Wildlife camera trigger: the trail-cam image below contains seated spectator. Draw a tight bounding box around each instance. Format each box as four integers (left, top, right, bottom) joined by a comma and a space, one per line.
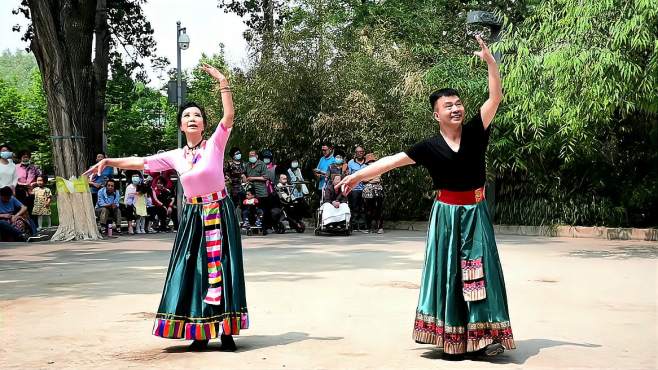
242, 190, 264, 230
95, 179, 122, 236
15, 150, 41, 219
89, 152, 115, 206
31, 175, 52, 231
0, 144, 18, 192
153, 177, 178, 232
0, 186, 32, 241
287, 158, 309, 201
276, 174, 305, 230
320, 173, 351, 226
328, 150, 348, 177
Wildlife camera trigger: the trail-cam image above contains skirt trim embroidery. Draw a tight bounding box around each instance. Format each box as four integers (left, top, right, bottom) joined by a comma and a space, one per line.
202, 202, 223, 305
413, 312, 515, 354
153, 312, 250, 339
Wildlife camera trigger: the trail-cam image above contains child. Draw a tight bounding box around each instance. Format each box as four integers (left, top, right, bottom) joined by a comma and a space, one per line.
133, 183, 149, 234
31, 175, 52, 231
241, 190, 264, 229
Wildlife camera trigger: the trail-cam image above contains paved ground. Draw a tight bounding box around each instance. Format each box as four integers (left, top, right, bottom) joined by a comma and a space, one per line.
0, 230, 656, 370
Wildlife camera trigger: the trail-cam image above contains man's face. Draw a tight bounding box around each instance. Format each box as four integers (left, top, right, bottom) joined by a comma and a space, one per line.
355, 147, 365, 159
433, 95, 465, 127
279, 175, 288, 184
106, 182, 115, 193
321, 146, 332, 157
21, 154, 31, 163
96, 154, 105, 163
0, 195, 9, 203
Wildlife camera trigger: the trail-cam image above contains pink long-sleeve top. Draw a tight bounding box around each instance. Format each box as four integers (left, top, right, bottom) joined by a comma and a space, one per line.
144, 123, 230, 198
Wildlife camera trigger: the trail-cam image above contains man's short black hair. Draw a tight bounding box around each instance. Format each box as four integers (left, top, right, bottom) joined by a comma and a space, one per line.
105, 179, 116, 187
18, 150, 31, 158
0, 186, 13, 197
429, 88, 461, 111
177, 102, 208, 128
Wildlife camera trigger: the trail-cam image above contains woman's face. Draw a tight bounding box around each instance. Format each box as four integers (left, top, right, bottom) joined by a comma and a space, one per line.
180, 107, 205, 135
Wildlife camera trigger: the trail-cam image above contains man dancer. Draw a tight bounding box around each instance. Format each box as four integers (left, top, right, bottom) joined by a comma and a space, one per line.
337, 35, 515, 357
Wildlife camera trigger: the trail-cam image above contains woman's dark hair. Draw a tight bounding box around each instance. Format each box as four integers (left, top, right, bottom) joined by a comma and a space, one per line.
177, 102, 208, 128
229, 147, 241, 156
261, 149, 273, 159
0, 144, 12, 151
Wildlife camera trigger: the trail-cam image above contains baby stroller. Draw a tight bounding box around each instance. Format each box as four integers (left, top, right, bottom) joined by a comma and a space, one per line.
314, 177, 352, 236
273, 183, 307, 234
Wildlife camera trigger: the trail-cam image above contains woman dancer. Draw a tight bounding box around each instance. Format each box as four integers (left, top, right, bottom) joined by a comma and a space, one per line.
84, 64, 248, 351
337, 36, 515, 357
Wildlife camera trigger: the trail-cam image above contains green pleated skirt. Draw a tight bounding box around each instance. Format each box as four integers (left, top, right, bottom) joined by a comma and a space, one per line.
152, 196, 249, 340
413, 199, 515, 354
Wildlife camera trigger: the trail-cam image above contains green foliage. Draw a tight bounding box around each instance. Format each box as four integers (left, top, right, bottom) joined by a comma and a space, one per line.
105, 60, 177, 157
0, 50, 51, 173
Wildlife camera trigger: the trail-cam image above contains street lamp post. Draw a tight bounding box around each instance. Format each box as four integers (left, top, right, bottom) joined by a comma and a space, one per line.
175, 21, 190, 221
466, 11, 503, 62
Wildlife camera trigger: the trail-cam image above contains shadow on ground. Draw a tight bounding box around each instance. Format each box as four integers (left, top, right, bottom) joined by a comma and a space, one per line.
161, 331, 343, 353
418, 338, 601, 365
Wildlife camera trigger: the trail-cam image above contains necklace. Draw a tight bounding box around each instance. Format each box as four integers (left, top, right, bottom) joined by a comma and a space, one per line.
185, 139, 204, 168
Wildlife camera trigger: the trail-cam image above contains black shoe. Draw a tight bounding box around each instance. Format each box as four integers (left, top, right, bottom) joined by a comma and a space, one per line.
483, 342, 505, 357
219, 334, 236, 352
189, 339, 210, 351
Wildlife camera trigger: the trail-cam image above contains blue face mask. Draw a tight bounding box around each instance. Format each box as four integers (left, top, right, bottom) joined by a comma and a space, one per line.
0, 152, 13, 160
234, 153, 242, 161
291, 161, 299, 169
249, 156, 257, 164
263, 158, 271, 164
132, 177, 141, 185
335, 158, 344, 165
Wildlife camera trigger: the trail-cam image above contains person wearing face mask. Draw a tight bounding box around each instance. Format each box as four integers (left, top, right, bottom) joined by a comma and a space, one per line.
287, 158, 309, 201
224, 147, 247, 210
328, 150, 348, 178
15, 150, 42, 221
123, 172, 142, 234
244, 150, 271, 233
0, 144, 18, 192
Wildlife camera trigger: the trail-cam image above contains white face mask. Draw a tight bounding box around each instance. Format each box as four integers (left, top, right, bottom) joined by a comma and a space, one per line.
263, 158, 271, 164
291, 161, 299, 169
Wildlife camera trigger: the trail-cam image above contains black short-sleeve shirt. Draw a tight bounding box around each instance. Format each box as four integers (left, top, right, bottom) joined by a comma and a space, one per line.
405, 112, 490, 191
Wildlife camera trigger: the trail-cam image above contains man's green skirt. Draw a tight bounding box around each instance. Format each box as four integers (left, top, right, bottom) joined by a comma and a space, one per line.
413, 199, 515, 354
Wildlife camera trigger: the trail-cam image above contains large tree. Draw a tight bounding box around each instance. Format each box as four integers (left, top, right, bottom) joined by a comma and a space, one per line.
12, 0, 162, 239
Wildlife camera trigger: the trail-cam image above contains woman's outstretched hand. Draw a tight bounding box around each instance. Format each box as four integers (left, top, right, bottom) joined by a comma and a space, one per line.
201, 63, 228, 85
335, 174, 360, 195
82, 159, 107, 178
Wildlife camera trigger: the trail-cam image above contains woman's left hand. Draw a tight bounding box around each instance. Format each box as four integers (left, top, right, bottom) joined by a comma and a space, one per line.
201, 63, 228, 84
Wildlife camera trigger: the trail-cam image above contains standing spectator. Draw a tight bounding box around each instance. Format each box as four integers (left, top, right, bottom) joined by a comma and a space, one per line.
15, 150, 41, 219
362, 153, 385, 234
313, 143, 335, 195
245, 150, 271, 230
0, 186, 31, 241
347, 146, 368, 231
224, 147, 247, 208
123, 173, 142, 234
89, 152, 115, 206
0, 144, 18, 192
95, 179, 121, 235
31, 175, 52, 231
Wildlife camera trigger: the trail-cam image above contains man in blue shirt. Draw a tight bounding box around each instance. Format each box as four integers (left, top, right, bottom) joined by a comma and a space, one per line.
347, 146, 368, 231
90, 152, 115, 206
95, 179, 121, 234
314, 143, 335, 195
0, 186, 30, 241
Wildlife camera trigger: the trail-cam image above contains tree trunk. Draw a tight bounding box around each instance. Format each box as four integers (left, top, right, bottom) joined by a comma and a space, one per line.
27, 0, 102, 241
94, 0, 110, 153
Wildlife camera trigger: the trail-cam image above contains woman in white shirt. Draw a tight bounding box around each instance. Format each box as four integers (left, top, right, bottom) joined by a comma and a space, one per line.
0, 144, 18, 191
